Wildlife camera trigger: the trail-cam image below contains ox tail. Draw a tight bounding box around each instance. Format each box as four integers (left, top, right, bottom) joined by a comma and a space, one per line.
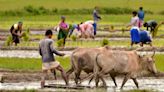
93, 53, 101, 79
66, 52, 75, 78
79, 73, 94, 83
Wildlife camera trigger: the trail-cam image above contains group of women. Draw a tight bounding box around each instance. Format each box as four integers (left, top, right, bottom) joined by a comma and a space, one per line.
56, 16, 97, 47
127, 11, 153, 47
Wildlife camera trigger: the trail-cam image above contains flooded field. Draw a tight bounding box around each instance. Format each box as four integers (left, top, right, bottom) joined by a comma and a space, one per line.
0, 77, 164, 92
0, 50, 164, 58
0, 50, 72, 58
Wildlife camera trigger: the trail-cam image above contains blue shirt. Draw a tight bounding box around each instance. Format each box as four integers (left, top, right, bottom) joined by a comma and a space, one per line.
138, 10, 144, 20
93, 10, 101, 22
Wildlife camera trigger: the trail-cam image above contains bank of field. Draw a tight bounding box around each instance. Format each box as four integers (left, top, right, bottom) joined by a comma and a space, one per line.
0, 54, 163, 72
0, 0, 163, 13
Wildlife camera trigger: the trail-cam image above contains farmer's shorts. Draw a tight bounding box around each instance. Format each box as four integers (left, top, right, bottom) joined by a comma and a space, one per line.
42, 61, 60, 71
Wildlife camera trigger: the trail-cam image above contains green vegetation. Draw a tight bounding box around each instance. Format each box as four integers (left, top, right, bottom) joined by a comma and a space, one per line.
4, 38, 164, 48
155, 54, 164, 71
0, 54, 163, 71
0, 0, 163, 29
0, 0, 163, 13
0, 5, 154, 16
5, 35, 12, 46
0, 89, 37, 92
57, 39, 64, 47
71, 35, 77, 41
22, 28, 30, 42
101, 38, 109, 46
0, 56, 70, 71
0, 14, 164, 29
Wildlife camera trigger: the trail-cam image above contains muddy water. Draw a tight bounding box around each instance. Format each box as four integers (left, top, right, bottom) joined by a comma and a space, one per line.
0, 50, 164, 58
0, 77, 164, 92
0, 50, 72, 58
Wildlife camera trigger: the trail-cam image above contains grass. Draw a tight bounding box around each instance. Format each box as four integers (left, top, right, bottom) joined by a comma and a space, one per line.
0, 89, 37, 92
0, 54, 163, 72
0, 14, 164, 29
0, 0, 163, 13
0, 0, 163, 29
0, 56, 70, 71
155, 54, 164, 71
4, 38, 164, 48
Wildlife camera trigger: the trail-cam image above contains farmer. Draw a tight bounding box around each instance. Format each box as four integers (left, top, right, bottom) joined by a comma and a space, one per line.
138, 7, 145, 28
39, 30, 68, 88
143, 20, 158, 33
10, 21, 23, 46
78, 22, 94, 39
127, 11, 140, 47
58, 16, 69, 47
68, 24, 80, 37
93, 6, 101, 35
139, 30, 152, 47
84, 20, 97, 35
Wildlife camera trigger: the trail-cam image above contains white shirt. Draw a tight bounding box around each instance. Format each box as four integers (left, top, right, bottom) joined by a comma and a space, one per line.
130, 16, 139, 27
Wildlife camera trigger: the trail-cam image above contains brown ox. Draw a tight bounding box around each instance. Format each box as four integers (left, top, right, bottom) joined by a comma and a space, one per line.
66, 46, 115, 85
94, 50, 157, 89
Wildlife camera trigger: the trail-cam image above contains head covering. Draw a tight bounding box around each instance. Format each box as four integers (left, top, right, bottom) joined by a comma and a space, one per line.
18, 21, 23, 25
61, 16, 66, 20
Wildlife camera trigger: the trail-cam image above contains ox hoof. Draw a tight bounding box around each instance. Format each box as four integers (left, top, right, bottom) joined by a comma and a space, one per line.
99, 83, 107, 88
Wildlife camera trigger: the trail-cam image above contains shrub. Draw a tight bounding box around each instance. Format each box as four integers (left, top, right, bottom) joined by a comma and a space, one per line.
5, 35, 12, 46
24, 5, 40, 15
100, 7, 134, 14
0, 6, 154, 16
71, 35, 77, 41
57, 39, 64, 47
110, 25, 114, 31
101, 38, 109, 46
121, 27, 126, 34
58, 9, 70, 15
159, 10, 164, 15
145, 10, 153, 14
52, 8, 58, 14
22, 28, 30, 41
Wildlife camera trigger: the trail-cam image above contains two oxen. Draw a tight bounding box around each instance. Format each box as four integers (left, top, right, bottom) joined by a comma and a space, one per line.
66, 46, 157, 89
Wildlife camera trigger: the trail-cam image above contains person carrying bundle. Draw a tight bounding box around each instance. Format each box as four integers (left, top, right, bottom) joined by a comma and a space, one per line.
10, 21, 23, 46
57, 16, 69, 47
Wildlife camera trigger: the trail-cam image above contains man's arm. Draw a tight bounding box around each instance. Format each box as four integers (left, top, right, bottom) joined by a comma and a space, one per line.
126, 19, 137, 28
93, 10, 101, 20
39, 44, 42, 56
95, 12, 101, 19
11, 29, 18, 36
50, 41, 65, 56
